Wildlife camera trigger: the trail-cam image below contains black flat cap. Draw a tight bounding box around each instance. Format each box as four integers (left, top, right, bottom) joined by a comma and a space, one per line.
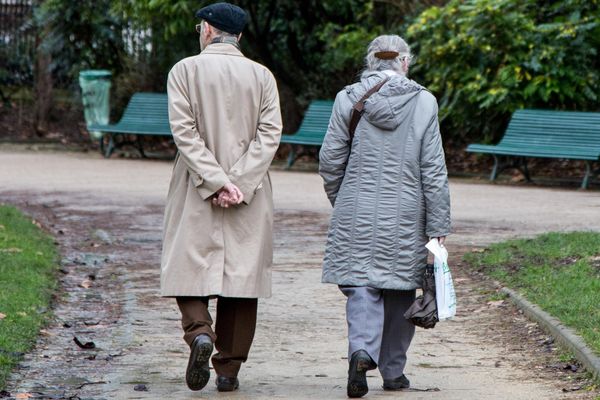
196, 2, 248, 35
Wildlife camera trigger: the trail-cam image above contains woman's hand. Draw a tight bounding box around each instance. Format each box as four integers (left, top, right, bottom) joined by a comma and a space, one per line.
436, 236, 446, 246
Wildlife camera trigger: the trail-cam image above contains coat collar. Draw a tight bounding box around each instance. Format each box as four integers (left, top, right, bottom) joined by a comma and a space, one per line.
201, 42, 245, 57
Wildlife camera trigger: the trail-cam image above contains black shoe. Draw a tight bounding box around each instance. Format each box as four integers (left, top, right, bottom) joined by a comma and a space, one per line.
216, 376, 239, 392
185, 334, 213, 391
383, 374, 410, 391
347, 350, 376, 398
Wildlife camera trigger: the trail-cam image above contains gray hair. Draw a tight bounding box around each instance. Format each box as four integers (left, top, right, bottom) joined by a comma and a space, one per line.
202, 20, 239, 39
363, 35, 412, 76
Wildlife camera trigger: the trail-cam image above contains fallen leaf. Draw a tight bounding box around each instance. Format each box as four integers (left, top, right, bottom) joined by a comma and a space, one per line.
0, 313, 6, 320
31, 220, 42, 229
17, 311, 27, 317
487, 300, 506, 307
36, 251, 43, 256
0, 224, 5, 230
0, 248, 22, 253
80, 279, 93, 289
73, 336, 96, 349
15, 393, 33, 399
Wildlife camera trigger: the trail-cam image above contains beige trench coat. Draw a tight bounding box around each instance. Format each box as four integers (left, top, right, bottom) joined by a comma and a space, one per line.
160, 43, 282, 298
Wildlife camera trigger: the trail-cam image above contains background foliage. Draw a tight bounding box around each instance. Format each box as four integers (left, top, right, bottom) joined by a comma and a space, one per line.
2, 0, 599, 144
406, 0, 600, 142
34, 0, 440, 130
37, 0, 126, 87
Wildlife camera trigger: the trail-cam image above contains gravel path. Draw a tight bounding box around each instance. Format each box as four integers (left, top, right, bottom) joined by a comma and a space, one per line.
1, 148, 599, 399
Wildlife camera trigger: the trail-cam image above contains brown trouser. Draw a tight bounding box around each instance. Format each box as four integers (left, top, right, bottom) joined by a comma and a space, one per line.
176, 296, 258, 378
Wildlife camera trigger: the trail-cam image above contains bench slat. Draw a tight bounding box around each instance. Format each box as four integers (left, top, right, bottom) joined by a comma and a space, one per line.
280, 100, 334, 146
466, 109, 600, 187
467, 109, 600, 161
90, 92, 172, 136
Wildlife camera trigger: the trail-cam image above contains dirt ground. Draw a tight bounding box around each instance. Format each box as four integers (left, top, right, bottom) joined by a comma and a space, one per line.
1, 148, 600, 400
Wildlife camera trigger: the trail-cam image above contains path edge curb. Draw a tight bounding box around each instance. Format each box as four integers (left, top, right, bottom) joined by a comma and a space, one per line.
501, 287, 600, 381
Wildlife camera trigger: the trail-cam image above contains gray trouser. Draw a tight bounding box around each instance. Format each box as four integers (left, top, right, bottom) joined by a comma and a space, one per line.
340, 286, 416, 380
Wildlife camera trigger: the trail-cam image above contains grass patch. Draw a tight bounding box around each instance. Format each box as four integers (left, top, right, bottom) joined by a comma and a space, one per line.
0, 205, 58, 389
465, 232, 600, 357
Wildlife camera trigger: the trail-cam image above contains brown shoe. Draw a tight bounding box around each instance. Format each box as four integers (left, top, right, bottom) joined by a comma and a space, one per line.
216, 376, 239, 392
185, 334, 213, 391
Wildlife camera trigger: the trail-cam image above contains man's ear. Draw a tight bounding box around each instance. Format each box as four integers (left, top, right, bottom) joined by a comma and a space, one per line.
203, 21, 215, 39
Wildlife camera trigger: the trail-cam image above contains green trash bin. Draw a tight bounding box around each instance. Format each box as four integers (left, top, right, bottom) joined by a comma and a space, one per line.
79, 70, 112, 140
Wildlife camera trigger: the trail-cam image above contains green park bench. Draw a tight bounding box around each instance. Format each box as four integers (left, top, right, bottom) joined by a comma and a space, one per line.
88, 92, 172, 158
466, 109, 600, 189
280, 100, 334, 168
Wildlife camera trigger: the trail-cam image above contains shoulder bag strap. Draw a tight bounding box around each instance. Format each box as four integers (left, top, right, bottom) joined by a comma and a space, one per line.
348, 76, 390, 142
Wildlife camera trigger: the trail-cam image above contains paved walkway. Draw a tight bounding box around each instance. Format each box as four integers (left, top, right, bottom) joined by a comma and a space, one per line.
1, 149, 600, 399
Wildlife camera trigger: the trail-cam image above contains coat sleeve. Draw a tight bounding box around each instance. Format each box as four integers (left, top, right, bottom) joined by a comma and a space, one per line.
319, 91, 351, 207
167, 63, 231, 200
420, 102, 451, 238
227, 70, 282, 204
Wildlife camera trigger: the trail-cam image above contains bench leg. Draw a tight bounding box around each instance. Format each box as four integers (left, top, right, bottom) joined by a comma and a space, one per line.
100, 133, 116, 158
285, 145, 297, 169
98, 136, 105, 156
581, 161, 592, 189
136, 135, 147, 158
490, 156, 532, 182
490, 155, 501, 181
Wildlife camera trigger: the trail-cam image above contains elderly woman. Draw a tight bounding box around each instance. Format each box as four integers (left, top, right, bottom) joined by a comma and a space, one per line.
319, 35, 451, 398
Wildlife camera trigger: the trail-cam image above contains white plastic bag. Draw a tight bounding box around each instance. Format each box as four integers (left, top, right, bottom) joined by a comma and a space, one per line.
425, 239, 456, 320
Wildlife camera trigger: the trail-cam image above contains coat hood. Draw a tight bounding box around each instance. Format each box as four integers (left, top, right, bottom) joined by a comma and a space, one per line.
346, 71, 423, 131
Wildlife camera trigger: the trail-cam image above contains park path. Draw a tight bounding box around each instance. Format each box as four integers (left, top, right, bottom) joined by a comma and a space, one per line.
1, 148, 600, 399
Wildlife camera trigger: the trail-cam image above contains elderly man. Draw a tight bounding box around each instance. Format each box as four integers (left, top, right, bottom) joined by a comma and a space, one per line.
160, 2, 282, 393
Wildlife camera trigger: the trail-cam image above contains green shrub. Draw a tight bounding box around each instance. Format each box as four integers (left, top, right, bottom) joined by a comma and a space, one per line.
407, 0, 600, 142
37, 0, 127, 87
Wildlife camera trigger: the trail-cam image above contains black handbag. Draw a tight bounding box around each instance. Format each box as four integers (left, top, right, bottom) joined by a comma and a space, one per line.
404, 264, 439, 329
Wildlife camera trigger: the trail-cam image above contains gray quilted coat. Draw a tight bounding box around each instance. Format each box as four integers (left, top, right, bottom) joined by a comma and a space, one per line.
319, 71, 451, 290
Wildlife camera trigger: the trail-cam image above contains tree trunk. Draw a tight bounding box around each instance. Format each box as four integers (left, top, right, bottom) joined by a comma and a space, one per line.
33, 33, 53, 137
